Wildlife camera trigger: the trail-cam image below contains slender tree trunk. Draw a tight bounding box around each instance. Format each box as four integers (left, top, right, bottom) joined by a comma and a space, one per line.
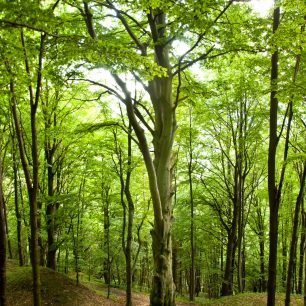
3, 201, 12, 260
0, 150, 7, 306
298, 209, 306, 294
102, 184, 111, 288
12, 137, 24, 266
282, 221, 288, 288
46, 149, 56, 270
125, 131, 135, 306
304, 245, 306, 306
285, 165, 306, 306
115, 126, 135, 306
188, 106, 195, 301
267, 5, 280, 306
259, 237, 266, 292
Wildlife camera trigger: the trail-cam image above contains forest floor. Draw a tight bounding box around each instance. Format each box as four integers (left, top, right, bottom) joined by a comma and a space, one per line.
5, 260, 305, 305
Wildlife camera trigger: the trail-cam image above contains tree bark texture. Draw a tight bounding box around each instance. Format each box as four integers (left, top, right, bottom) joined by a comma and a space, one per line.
0, 150, 7, 306
298, 208, 306, 294
188, 106, 195, 301
285, 165, 306, 306
267, 5, 280, 306
112, 9, 176, 304
114, 127, 135, 306
221, 227, 237, 296
12, 137, 24, 266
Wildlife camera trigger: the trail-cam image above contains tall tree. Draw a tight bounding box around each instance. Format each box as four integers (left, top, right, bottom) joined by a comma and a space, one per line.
78, 1, 237, 303
113, 125, 136, 306
187, 105, 195, 301
6, 31, 46, 306
0, 126, 7, 306
266, 4, 281, 305
267, 2, 296, 304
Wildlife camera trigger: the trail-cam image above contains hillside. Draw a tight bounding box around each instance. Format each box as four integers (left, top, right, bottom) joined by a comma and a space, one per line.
5, 261, 305, 305
6, 260, 118, 306
5, 260, 193, 305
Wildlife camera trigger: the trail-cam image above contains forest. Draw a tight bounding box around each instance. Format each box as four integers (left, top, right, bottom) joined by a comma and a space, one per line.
0, 0, 305, 305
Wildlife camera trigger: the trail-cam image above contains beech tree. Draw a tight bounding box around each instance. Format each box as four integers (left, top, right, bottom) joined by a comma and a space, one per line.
1, 1, 306, 305
76, 0, 254, 303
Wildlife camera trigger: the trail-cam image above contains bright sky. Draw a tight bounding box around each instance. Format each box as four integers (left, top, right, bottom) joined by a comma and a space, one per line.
251, 0, 274, 16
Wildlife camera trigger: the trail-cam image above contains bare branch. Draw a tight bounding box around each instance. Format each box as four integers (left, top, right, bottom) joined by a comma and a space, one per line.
0, 19, 57, 36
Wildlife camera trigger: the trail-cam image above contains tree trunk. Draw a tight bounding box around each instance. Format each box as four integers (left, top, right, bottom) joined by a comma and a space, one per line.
103, 185, 111, 287
304, 245, 306, 306
111, 7, 176, 304
267, 5, 280, 306
43, 91, 61, 270
3, 200, 12, 260
259, 237, 266, 292
188, 106, 195, 301
46, 151, 56, 270
12, 137, 24, 266
285, 165, 306, 306
282, 222, 288, 288
298, 209, 306, 294
7, 31, 47, 306
221, 228, 237, 296
115, 126, 135, 306
0, 150, 7, 306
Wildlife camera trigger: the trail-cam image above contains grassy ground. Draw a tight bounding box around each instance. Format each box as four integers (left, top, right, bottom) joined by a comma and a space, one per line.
6, 260, 119, 305
5, 260, 305, 305
195, 292, 304, 305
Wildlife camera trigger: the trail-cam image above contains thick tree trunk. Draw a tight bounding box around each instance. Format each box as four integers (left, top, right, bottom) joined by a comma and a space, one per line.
150, 220, 175, 305
43, 97, 60, 270
113, 10, 176, 302
221, 229, 237, 296
267, 5, 280, 306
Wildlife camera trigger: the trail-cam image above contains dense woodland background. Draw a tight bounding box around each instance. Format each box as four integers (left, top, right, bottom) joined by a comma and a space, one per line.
0, 0, 305, 305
